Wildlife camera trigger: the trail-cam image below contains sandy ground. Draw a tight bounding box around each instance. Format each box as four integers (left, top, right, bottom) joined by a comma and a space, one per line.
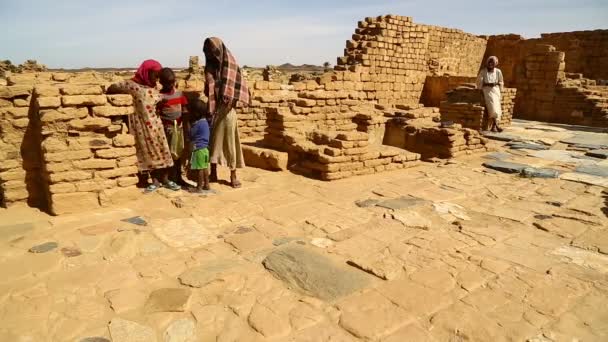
1, 123, 607, 342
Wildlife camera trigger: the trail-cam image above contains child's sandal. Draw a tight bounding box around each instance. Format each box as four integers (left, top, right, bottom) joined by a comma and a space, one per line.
144, 184, 159, 193
163, 181, 181, 191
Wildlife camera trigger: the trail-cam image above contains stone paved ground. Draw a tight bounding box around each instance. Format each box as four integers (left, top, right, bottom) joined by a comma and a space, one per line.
1, 128, 607, 341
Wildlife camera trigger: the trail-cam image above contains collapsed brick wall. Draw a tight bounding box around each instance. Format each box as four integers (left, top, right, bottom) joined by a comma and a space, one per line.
336, 15, 486, 106
539, 30, 608, 80
440, 86, 516, 131
420, 75, 477, 107
484, 34, 608, 126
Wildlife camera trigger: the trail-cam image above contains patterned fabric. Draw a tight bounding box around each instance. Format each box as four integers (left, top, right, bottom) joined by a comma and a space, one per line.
133, 60, 162, 88
160, 89, 188, 122
203, 37, 250, 115
114, 79, 174, 171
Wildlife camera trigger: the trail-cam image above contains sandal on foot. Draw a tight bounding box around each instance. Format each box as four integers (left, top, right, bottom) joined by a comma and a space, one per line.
144, 184, 159, 193
163, 181, 181, 191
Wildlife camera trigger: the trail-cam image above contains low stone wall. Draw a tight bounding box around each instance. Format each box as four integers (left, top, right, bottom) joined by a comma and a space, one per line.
420, 75, 477, 107
35, 84, 139, 215
440, 86, 516, 130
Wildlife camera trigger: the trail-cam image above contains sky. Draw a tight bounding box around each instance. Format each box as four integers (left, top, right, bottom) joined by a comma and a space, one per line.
1, 0, 607, 69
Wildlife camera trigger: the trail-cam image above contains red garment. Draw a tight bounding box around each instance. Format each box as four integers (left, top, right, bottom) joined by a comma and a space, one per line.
203, 37, 250, 115
133, 59, 162, 87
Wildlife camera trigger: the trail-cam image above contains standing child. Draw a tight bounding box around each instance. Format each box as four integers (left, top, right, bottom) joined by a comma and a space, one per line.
159, 67, 188, 184
189, 100, 211, 192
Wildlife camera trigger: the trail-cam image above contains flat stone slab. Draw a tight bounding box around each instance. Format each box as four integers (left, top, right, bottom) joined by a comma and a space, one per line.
561, 135, 608, 149
521, 167, 560, 179
481, 131, 519, 142
262, 245, 371, 301
560, 173, 608, 187
575, 165, 608, 177
483, 152, 511, 161
164, 319, 196, 342
121, 216, 147, 226
29, 242, 58, 253
145, 288, 192, 312
508, 142, 549, 151
153, 218, 217, 249
79, 338, 110, 342
376, 196, 426, 210
586, 150, 608, 159
0, 222, 34, 242
355, 199, 380, 208
178, 259, 240, 288
482, 161, 528, 174
109, 318, 156, 342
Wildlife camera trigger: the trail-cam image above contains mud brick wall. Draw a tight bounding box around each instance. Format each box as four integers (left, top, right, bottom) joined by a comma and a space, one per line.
539, 30, 608, 80
0, 85, 45, 208
35, 84, 139, 215
336, 15, 486, 107
484, 34, 608, 127
420, 75, 477, 107
440, 86, 516, 130
384, 118, 490, 160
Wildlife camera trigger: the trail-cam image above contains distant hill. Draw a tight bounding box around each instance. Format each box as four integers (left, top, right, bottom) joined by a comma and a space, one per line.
277, 63, 324, 72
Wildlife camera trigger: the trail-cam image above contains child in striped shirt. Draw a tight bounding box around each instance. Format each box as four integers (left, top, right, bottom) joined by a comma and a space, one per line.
159, 68, 188, 185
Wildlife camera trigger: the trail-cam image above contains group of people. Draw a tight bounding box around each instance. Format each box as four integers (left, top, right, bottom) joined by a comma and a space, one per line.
107, 37, 249, 193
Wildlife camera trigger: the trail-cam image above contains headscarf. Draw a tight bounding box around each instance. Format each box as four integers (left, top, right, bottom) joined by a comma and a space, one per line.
487, 56, 499, 66
133, 59, 162, 87
203, 37, 250, 114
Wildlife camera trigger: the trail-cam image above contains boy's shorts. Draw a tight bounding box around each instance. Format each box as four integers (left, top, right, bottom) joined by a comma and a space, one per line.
190, 148, 209, 170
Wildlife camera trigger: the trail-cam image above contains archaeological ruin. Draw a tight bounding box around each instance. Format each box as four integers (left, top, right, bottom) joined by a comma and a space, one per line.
1, 15, 607, 214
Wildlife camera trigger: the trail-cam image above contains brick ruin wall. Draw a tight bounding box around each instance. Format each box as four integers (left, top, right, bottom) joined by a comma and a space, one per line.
484, 31, 608, 126
5, 15, 606, 212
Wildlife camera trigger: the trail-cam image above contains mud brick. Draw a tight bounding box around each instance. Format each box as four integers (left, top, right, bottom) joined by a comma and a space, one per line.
49, 183, 77, 194
0, 85, 32, 99
95, 166, 138, 179
73, 159, 117, 170
68, 137, 113, 150
95, 147, 136, 159
336, 132, 368, 141
46, 162, 73, 173
60, 85, 103, 95
1, 106, 29, 118
40, 107, 88, 122
62, 95, 107, 106
74, 179, 117, 192
107, 94, 133, 106
45, 149, 92, 162
113, 134, 135, 147
92, 106, 134, 117
0, 169, 25, 181
49, 170, 93, 183
344, 147, 367, 155
36, 96, 61, 109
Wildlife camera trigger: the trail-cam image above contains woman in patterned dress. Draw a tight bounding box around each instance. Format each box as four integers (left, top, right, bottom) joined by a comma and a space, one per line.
107, 60, 181, 192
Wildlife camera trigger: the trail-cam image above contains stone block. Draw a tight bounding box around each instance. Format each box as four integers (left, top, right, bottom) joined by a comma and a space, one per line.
41, 137, 68, 153
117, 156, 138, 167
68, 136, 113, 150
36, 96, 61, 109
49, 182, 77, 194
0, 85, 32, 99
69, 117, 112, 130
113, 134, 135, 147
40, 108, 87, 123
45, 149, 92, 162
49, 170, 93, 183
336, 132, 368, 141
75, 179, 117, 192
94, 166, 138, 179
50, 192, 100, 215
12, 118, 29, 128
0, 98, 12, 107
0, 169, 25, 182
95, 147, 136, 159
61, 95, 107, 106
3, 188, 28, 202
118, 176, 138, 187
107, 94, 133, 106
60, 85, 103, 95
0, 159, 20, 171
0, 106, 29, 118
73, 159, 117, 169
33, 85, 60, 97
242, 145, 288, 171
92, 105, 134, 117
